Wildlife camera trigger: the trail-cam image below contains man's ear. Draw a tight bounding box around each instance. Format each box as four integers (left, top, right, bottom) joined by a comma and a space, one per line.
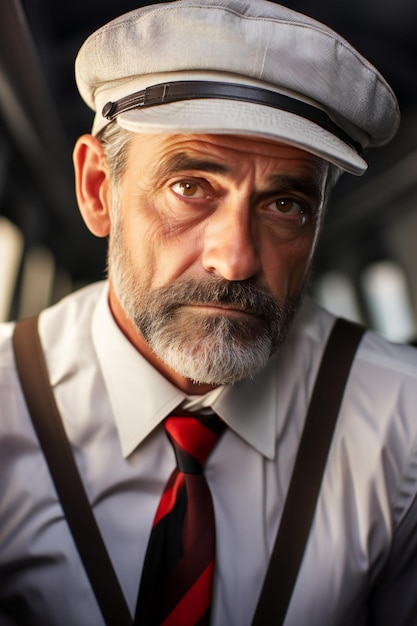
73, 134, 112, 237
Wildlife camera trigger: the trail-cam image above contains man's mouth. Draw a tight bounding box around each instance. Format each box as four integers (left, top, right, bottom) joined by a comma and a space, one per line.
182, 302, 259, 317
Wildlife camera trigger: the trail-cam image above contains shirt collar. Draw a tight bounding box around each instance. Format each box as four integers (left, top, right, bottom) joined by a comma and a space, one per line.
92, 286, 185, 456
92, 284, 285, 460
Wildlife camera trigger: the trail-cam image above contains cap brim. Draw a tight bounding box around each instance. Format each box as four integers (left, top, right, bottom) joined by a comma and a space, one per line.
113, 99, 367, 175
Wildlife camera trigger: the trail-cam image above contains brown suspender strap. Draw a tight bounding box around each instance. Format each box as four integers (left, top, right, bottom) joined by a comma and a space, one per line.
12, 315, 365, 626
251, 317, 365, 625
12, 316, 133, 626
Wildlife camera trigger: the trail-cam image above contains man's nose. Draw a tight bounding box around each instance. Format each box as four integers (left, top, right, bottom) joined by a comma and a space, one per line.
201, 201, 261, 281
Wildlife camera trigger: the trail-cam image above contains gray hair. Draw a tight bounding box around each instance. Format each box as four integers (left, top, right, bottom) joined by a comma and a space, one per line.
96, 123, 133, 186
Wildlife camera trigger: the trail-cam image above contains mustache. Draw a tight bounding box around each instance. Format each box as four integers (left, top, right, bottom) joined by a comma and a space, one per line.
149, 277, 281, 319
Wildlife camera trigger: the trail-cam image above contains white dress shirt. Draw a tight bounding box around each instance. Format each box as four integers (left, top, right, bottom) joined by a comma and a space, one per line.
1, 281, 417, 626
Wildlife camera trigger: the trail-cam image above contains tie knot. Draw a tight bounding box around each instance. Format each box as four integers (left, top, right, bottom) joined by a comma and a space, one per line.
164, 413, 225, 474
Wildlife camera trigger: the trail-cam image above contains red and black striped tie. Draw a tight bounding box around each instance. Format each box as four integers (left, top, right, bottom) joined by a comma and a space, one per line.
135, 413, 226, 626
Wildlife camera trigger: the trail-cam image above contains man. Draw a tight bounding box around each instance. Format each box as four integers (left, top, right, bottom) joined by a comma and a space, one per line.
1, 1, 416, 625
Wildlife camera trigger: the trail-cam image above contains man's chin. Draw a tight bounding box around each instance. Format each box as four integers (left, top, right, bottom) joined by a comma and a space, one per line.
139, 317, 278, 386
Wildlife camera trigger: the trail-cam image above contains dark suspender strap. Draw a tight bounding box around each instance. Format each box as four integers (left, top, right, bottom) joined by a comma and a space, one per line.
252, 317, 365, 626
12, 316, 133, 626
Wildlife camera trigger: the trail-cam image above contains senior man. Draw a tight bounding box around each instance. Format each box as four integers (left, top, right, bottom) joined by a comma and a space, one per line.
1, 1, 417, 625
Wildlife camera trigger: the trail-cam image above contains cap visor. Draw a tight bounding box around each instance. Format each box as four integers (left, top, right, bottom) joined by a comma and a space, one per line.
114, 99, 367, 175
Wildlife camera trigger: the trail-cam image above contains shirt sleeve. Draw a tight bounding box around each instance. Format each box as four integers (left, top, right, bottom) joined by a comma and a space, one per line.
368, 466, 417, 623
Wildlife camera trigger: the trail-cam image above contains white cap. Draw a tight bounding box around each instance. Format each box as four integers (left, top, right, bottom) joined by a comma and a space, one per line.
75, 0, 400, 175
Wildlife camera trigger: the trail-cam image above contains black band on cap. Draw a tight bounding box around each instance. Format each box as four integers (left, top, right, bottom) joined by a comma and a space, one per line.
102, 80, 362, 154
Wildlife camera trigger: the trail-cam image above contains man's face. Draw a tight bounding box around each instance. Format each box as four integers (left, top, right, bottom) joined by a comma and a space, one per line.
107, 133, 329, 390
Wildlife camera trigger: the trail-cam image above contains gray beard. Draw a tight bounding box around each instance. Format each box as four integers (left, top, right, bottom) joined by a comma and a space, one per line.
111, 261, 304, 385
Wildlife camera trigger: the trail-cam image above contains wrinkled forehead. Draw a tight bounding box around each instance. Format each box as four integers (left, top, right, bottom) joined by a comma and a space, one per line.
123, 131, 332, 198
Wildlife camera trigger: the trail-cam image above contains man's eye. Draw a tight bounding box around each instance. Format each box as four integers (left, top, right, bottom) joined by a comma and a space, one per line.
268, 198, 304, 215
171, 181, 203, 198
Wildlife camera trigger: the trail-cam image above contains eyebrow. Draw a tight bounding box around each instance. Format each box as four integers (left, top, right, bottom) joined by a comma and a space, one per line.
153, 152, 231, 180
264, 173, 324, 205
